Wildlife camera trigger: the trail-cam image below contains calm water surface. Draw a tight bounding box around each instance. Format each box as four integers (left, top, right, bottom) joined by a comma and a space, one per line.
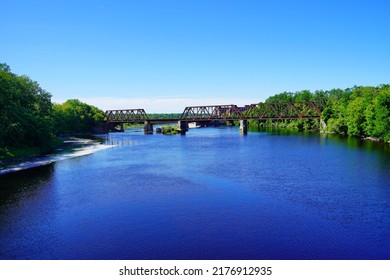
0, 127, 389, 259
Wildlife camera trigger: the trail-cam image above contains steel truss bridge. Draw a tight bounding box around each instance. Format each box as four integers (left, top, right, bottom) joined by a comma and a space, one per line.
104, 102, 321, 134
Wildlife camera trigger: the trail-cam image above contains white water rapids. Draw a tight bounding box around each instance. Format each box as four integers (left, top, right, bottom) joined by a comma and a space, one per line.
0, 138, 114, 175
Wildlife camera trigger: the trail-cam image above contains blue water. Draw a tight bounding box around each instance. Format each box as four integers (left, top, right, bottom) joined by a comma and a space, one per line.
0, 127, 389, 259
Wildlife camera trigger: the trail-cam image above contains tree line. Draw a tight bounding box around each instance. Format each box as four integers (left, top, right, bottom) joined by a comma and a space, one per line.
0, 63, 105, 159
250, 85, 390, 142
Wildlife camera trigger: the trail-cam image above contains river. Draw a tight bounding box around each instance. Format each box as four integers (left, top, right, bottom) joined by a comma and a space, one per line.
0, 127, 389, 259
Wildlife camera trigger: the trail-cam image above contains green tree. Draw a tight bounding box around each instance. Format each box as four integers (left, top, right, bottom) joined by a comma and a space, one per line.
345, 97, 365, 136
364, 86, 390, 141
0, 63, 54, 152
52, 99, 105, 134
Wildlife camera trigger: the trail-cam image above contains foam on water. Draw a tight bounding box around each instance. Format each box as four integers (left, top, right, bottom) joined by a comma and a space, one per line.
0, 141, 114, 175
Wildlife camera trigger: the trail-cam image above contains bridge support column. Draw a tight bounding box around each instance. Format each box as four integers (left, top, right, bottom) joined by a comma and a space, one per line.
178, 121, 189, 135
144, 121, 153, 134
239, 120, 248, 135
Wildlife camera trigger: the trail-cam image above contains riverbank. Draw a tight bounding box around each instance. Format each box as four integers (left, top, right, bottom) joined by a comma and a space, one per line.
248, 121, 390, 145
0, 137, 114, 175
320, 130, 390, 144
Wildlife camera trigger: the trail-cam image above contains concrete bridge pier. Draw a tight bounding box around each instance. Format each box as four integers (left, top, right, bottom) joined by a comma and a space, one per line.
178, 121, 189, 135
144, 120, 153, 134
239, 120, 248, 135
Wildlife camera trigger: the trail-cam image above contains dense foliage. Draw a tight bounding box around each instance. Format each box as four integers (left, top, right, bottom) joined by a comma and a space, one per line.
1, 63, 105, 158
251, 85, 390, 142
52, 99, 105, 134
0, 63, 54, 153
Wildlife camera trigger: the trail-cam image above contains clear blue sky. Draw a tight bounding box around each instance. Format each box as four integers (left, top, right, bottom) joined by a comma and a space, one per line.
1, 0, 389, 112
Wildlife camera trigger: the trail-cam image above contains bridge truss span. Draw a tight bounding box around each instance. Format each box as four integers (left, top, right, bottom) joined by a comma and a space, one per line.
179, 102, 321, 121
104, 102, 322, 134
180, 105, 243, 121
105, 109, 149, 123
241, 101, 321, 120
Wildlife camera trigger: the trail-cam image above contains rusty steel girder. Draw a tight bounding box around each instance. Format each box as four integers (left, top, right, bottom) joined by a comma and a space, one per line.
103, 102, 322, 124
241, 101, 321, 120
180, 105, 243, 121
179, 102, 321, 121
105, 109, 149, 123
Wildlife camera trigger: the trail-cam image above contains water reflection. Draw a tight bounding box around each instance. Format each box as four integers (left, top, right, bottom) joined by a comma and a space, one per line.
251, 127, 390, 168
0, 164, 54, 205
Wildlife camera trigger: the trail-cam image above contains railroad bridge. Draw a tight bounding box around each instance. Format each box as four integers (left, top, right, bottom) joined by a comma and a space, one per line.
104, 102, 321, 135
